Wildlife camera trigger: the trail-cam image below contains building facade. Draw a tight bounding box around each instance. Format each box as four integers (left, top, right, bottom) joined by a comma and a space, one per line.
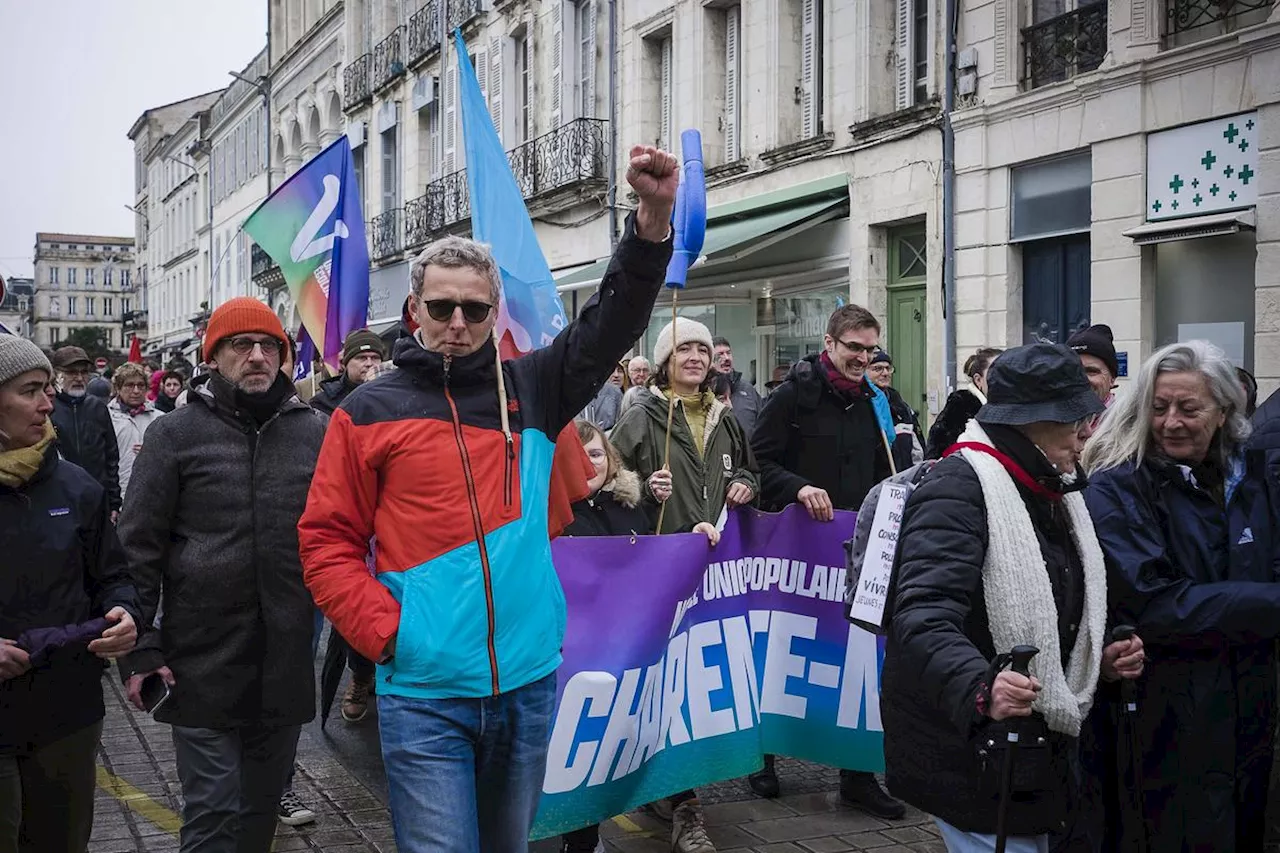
950, 0, 1280, 392
0, 276, 34, 338
257, 0, 347, 330
30, 234, 137, 352
332, 0, 616, 337
207, 48, 272, 311
552, 0, 945, 418
129, 91, 224, 359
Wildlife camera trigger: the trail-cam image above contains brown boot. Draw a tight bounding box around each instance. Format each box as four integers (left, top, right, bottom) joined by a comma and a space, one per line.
341, 675, 373, 722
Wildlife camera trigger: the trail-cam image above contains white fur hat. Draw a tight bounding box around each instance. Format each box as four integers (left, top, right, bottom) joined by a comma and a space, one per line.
653, 318, 713, 370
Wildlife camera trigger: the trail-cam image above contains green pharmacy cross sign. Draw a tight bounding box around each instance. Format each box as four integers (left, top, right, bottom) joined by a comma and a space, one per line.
1147, 112, 1259, 222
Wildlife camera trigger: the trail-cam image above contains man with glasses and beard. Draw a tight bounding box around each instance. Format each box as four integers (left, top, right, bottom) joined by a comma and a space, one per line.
298, 145, 678, 852
117, 297, 328, 853
749, 303, 909, 817
50, 346, 121, 521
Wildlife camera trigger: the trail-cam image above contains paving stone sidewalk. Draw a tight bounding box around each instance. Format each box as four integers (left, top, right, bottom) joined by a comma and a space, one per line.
92, 671, 942, 853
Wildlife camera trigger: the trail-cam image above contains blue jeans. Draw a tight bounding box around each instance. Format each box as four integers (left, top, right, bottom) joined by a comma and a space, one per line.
378, 672, 557, 853
935, 820, 1049, 853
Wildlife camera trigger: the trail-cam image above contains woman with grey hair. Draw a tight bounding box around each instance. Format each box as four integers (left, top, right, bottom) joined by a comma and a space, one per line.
1083, 340, 1280, 852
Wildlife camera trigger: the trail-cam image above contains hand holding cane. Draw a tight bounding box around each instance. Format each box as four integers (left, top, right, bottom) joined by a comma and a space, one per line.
994, 644, 1039, 853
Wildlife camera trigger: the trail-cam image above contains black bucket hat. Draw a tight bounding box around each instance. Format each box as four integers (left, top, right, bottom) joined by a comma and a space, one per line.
977, 343, 1105, 426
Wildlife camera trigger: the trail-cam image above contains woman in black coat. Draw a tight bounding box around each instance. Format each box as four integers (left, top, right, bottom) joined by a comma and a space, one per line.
882, 344, 1142, 852
0, 337, 140, 853
1084, 341, 1280, 852
926, 347, 1003, 459
559, 419, 719, 853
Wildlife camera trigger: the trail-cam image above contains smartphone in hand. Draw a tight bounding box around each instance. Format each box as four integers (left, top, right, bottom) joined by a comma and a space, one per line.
139, 672, 171, 714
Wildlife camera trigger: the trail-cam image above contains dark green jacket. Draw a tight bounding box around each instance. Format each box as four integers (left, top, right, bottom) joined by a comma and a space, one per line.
610, 387, 759, 534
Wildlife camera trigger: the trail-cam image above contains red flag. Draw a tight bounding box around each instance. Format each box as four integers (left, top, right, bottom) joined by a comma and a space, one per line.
128, 336, 142, 363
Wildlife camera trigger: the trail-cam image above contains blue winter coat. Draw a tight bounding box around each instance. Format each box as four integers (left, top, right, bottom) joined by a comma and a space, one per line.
1085, 447, 1280, 853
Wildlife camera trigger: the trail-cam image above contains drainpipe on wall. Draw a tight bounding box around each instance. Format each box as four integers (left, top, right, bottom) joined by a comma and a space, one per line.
607, 0, 620, 251
941, 0, 958, 395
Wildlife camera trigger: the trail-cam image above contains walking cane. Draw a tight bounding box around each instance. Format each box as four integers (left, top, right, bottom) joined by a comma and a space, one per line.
1109, 624, 1149, 853
994, 644, 1039, 853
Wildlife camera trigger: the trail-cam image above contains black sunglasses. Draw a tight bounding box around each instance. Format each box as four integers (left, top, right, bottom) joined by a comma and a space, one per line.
422, 298, 494, 324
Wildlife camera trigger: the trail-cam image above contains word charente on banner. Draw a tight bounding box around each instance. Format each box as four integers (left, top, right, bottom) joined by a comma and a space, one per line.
533, 505, 885, 838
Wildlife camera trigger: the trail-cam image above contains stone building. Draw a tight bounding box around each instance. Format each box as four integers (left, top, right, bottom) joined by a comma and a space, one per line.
949, 0, 1280, 392
554, 0, 946, 416
129, 91, 224, 359
256, 0, 347, 330
0, 276, 34, 338
30, 234, 137, 353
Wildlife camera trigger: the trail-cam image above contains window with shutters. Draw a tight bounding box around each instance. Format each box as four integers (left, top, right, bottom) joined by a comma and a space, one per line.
725, 5, 741, 162
895, 0, 925, 108
551, 0, 564, 126
381, 126, 399, 211
238, 232, 247, 293
658, 35, 673, 150
800, 0, 822, 137
354, 142, 368, 205
577, 0, 596, 119
514, 33, 532, 143
443, 61, 456, 174
489, 37, 503, 143
428, 101, 442, 180
913, 0, 928, 103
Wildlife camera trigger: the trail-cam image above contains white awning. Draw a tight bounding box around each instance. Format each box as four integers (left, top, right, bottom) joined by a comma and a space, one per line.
1122, 210, 1256, 246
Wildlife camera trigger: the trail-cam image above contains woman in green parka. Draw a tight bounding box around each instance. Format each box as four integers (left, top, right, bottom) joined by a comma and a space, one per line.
611, 318, 759, 534
608, 316, 759, 849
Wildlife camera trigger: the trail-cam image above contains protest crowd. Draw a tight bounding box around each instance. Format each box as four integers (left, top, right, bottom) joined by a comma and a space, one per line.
4, 139, 1280, 853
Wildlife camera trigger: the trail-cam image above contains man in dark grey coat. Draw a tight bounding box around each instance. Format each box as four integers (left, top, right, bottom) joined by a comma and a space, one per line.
117, 297, 328, 853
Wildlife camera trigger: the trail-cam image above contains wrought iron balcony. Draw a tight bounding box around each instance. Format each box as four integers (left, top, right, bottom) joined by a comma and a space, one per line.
372, 209, 404, 261
447, 0, 485, 31
506, 118, 609, 206
409, 0, 444, 65
373, 28, 407, 92
1022, 1, 1106, 89
1166, 0, 1271, 42
344, 53, 373, 110
122, 310, 148, 331
251, 244, 278, 279
404, 193, 440, 249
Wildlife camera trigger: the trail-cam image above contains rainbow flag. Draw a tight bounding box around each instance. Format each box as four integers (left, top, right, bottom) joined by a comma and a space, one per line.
243, 137, 369, 368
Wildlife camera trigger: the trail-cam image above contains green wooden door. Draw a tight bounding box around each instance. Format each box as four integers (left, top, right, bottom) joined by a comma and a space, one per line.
887, 227, 928, 415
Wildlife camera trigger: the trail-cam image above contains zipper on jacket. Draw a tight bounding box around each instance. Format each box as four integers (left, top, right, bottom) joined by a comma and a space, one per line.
503, 437, 514, 507
443, 356, 502, 696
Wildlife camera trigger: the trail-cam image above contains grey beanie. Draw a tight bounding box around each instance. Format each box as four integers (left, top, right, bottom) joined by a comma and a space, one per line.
0, 336, 54, 388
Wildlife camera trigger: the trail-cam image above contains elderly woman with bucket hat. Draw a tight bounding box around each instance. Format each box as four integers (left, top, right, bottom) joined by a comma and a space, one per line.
881, 343, 1144, 853
0, 336, 140, 853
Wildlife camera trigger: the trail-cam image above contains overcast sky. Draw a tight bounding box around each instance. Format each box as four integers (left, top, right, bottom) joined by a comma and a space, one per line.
0, 1, 267, 281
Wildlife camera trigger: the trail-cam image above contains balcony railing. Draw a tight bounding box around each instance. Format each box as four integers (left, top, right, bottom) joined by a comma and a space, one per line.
409, 0, 444, 65
507, 118, 609, 203
1166, 0, 1271, 42
372, 209, 404, 261
344, 53, 373, 110
250, 244, 278, 280
373, 28, 407, 92
1022, 1, 1106, 89
447, 0, 486, 31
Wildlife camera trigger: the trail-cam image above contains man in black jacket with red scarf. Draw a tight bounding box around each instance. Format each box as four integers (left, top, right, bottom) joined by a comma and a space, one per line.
749, 303, 907, 817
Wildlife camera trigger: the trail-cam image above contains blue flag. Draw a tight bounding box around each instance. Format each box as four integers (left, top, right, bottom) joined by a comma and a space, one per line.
243, 136, 370, 368
294, 325, 316, 382
454, 30, 567, 356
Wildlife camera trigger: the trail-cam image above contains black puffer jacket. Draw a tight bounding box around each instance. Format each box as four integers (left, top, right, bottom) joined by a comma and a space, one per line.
118, 372, 328, 728
309, 373, 358, 416
51, 392, 121, 512
882, 424, 1086, 836
751, 355, 912, 512
926, 388, 983, 459
563, 469, 651, 538
0, 445, 140, 756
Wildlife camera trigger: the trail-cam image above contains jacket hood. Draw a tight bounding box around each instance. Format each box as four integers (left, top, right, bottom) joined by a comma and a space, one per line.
602, 467, 642, 508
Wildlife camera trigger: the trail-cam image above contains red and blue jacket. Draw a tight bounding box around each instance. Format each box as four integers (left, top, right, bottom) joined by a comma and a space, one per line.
299, 222, 671, 698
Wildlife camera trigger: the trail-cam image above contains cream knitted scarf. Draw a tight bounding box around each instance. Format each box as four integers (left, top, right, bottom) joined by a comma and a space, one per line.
956, 421, 1107, 737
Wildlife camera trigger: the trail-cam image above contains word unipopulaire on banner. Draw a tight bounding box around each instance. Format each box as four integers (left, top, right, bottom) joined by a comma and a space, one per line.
532, 506, 885, 838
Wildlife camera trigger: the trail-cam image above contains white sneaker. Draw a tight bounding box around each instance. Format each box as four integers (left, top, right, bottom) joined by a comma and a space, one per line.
671, 799, 716, 853
277, 790, 316, 826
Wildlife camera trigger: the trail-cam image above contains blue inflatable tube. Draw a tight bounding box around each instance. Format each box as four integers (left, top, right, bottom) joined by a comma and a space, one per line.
665, 130, 707, 289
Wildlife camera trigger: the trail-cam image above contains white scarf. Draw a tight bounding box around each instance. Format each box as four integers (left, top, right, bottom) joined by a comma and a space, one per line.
956, 421, 1107, 737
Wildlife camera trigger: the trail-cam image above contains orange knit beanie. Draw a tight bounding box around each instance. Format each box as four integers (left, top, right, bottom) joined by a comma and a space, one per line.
203, 297, 288, 362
